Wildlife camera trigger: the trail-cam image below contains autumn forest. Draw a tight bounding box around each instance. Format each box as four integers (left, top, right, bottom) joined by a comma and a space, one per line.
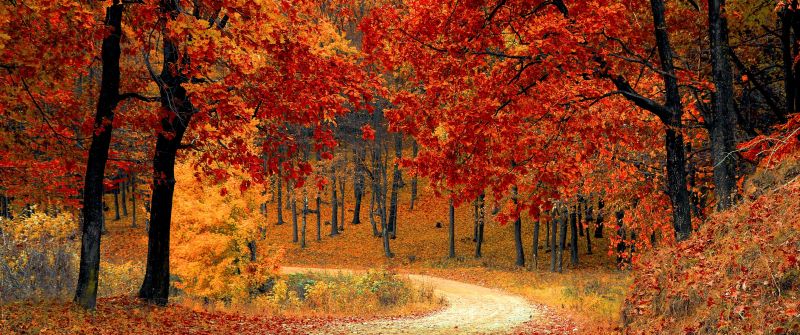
1, 0, 800, 334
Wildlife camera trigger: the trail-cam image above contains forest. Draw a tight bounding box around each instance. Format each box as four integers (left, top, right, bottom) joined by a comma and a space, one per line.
1, 0, 799, 334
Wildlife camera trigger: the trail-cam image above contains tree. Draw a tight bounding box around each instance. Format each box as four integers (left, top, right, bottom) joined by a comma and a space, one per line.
75, 1, 124, 310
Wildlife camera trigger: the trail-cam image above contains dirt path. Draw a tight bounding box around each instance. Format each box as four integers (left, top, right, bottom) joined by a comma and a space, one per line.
280, 267, 540, 335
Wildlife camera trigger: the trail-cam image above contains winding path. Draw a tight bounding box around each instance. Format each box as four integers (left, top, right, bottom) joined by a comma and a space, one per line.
280, 267, 540, 335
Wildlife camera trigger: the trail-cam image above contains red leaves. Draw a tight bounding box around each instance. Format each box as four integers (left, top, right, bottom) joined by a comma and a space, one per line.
361, 124, 376, 141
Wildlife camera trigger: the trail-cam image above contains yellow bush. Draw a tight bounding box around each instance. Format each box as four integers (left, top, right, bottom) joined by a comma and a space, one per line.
0, 211, 77, 301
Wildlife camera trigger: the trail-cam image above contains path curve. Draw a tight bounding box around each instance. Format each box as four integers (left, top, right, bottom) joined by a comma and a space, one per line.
280, 267, 539, 335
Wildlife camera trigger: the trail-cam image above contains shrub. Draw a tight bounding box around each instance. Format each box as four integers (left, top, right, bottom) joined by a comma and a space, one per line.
0, 211, 77, 301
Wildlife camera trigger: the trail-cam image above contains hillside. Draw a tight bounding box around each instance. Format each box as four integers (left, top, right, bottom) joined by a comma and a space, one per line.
624, 161, 800, 334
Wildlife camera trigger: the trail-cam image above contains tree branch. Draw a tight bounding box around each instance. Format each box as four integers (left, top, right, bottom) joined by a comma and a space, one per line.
118, 92, 159, 103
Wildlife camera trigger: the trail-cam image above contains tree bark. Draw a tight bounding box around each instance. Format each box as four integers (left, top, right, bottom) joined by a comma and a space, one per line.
301, 189, 308, 248
409, 140, 418, 210
339, 175, 345, 231
708, 0, 739, 210
448, 197, 456, 258
387, 134, 402, 239
651, 0, 692, 241
549, 208, 557, 272
512, 186, 525, 267
352, 145, 365, 224
316, 193, 322, 241
276, 171, 285, 225
113, 189, 121, 221
120, 177, 128, 216
558, 205, 568, 273
594, 199, 604, 238
474, 193, 485, 259
330, 166, 339, 236
291, 182, 298, 242
569, 204, 579, 266
139, 3, 196, 302
532, 217, 540, 270
75, 2, 124, 310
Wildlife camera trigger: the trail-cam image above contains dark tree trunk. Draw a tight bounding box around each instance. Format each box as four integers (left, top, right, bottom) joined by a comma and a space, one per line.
139, 11, 196, 304
532, 217, 540, 270
316, 194, 322, 241
409, 140, 418, 210
291, 182, 298, 242
585, 213, 593, 255
131, 174, 137, 228
472, 199, 479, 242
276, 173, 285, 225
330, 166, 339, 237
448, 198, 455, 258
594, 199, 604, 238
247, 241, 257, 262
339, 176, 345, 231
301, 190, 308, 248
387, 134, 402, 239
75, 2, 124, 310
558, 206, 567, 273
708, 0, 739, 210
352, 146, 365, 224
512, 186, 524, 267
780, 5, 796, 113
577, 201, 584, 237
474, 193, 485, 259
651, 0, 692, 241
550, 208, 558, 272
609, 0, 693, 241
569, 204, 579, 266
369, 185, 380, 236
120, 178, 128, 217
113, 189, 121, 220
545, 213, 550, 250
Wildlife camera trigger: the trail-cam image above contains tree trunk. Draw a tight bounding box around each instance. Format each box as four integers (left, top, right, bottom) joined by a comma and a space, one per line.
512, 186, 525, 267
594, 199, 604, 238
532, 217, 540, 270
352, 146, 365, 224
330, 166, 339, 237
558, 205, 568, 273
369, 185, 380, 236
120, 177, 128, 216
409, 140, 418, 210
75, 2, 123, 310
339, 176, 345, 231
131, 174, 137, 228
651, 0, 693, 241
291, 182, 298, 243
550, 208, 558, 272
708, 0, 739, 210
387, 134, 402, 239
780, 5, 796, 113
577, 201, 584, 237
247, 241, 257, 262
474, 193, 485, 259
276, 173, 285, 225
113, 189, 121, 221
139, 25, 195, 305
316, 193, 322, 241
569, 204, 579, 266
448, 197, 455, 258
472, 199, 479, 242
301, 189, 307, 248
